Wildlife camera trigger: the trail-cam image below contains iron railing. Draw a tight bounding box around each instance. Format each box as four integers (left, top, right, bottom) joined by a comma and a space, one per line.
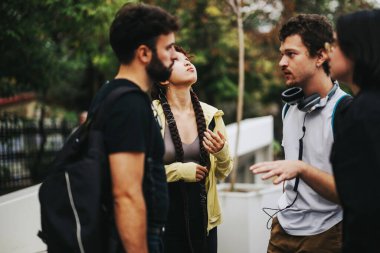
0, 113, 76, 195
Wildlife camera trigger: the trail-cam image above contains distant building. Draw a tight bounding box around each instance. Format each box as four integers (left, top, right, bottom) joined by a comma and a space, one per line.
0, 92, 37, 118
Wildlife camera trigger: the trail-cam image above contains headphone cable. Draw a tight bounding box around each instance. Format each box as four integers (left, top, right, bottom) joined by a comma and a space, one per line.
262, 113, 307, 229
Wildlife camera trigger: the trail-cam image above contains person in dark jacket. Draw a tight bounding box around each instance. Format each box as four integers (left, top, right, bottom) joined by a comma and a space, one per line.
327, 9, 380, 253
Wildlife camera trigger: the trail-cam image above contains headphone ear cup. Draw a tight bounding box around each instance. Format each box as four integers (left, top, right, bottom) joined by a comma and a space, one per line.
281, 87, 304, 105
297, 93, 321, 112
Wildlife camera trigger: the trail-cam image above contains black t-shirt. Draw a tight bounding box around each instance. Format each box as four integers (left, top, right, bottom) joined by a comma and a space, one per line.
98, 78, 168, 225
102, 79, 162, 159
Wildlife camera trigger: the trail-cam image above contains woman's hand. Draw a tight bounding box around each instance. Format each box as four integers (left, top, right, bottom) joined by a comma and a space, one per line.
203, 129, 225, 154
195, 164, 209, 181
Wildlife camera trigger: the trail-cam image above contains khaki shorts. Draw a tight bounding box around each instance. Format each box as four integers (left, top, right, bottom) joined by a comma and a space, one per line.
267, 217, 342, 253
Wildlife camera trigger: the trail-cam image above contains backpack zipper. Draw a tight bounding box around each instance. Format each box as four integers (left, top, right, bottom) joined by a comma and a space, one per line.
65, 172, 85, 253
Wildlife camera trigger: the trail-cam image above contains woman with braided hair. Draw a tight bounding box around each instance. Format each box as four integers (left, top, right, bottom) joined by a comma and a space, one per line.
152, 46, 233, 253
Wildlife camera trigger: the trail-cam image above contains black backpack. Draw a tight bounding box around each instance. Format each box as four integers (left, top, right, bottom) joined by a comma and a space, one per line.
38, 83, 139, 253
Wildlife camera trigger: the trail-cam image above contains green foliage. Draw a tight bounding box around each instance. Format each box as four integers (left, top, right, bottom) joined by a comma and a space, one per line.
0, 0, 376, 123
0, 0, 129, 110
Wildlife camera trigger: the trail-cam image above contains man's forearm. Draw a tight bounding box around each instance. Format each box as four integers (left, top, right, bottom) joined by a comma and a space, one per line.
114, 193, 148, 253
300, 163, 340, 204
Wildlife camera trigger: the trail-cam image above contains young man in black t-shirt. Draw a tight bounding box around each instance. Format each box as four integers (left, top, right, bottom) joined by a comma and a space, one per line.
106, 4, 178, 253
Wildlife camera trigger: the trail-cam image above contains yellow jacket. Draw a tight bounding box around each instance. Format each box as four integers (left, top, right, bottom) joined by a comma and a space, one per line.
152, 100, 233, 232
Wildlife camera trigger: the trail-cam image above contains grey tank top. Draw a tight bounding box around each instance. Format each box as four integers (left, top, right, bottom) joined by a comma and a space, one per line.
163, 124, 200, 164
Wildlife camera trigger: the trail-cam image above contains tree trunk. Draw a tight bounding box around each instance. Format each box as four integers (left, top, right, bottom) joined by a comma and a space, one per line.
230, 4, 245, 191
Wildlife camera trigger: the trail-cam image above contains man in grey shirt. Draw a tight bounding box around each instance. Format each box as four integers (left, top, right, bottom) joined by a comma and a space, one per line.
250, 14, 345, 252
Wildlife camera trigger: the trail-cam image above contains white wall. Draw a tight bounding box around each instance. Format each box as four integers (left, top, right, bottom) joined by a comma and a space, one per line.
226, 115, 274, 184
218, 184, 282, 253
0, 184, 46, 253
226, 116, 273, 157
218, 116, 278, 253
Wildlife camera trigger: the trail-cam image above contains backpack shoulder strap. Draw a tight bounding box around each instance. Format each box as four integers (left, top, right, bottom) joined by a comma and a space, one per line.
332, 94, 353, 138
91, 84, 140, 130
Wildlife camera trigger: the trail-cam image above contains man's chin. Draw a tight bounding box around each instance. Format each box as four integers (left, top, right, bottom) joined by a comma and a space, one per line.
285, 78, 301, 87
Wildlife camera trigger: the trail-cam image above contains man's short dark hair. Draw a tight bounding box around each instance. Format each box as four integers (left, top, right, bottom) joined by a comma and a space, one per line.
337, 9, 380, 90
109, 3, 179, 64
279, 14, 333, 76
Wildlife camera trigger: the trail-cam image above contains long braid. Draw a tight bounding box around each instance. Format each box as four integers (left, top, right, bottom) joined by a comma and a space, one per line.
158, 89, 184, 162
190, 89, 210, 250
190, 90, 210, 168
157, 88, 195, 252
157, 88, 210, 168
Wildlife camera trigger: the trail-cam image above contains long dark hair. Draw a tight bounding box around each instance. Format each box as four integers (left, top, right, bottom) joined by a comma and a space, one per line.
152, 46, 210, 248
152, 46, 210, 169
337, 9, 380, 89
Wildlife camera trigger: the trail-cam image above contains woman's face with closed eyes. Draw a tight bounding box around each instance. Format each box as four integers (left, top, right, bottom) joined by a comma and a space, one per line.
168, 51, 197, 86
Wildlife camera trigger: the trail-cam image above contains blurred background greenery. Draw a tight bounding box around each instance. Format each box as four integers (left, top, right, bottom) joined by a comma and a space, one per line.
1, 0, 378, 141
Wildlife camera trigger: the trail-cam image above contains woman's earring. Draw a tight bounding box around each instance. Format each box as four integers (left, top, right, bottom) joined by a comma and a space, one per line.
160, 80, 170, 86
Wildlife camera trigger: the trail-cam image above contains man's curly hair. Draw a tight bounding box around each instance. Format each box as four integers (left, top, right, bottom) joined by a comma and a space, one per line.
279, 14, 333, 75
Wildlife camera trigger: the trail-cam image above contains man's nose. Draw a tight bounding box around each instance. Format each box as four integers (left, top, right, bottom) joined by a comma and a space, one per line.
279, 56, 288, 67
170, 48, 177, 60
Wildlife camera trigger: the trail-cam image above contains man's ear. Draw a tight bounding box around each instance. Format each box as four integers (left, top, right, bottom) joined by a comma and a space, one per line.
136, 45, 152, 64
316, 48, 329, 68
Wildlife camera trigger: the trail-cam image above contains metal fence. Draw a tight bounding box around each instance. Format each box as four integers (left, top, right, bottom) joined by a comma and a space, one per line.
0, 113, 76, 195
